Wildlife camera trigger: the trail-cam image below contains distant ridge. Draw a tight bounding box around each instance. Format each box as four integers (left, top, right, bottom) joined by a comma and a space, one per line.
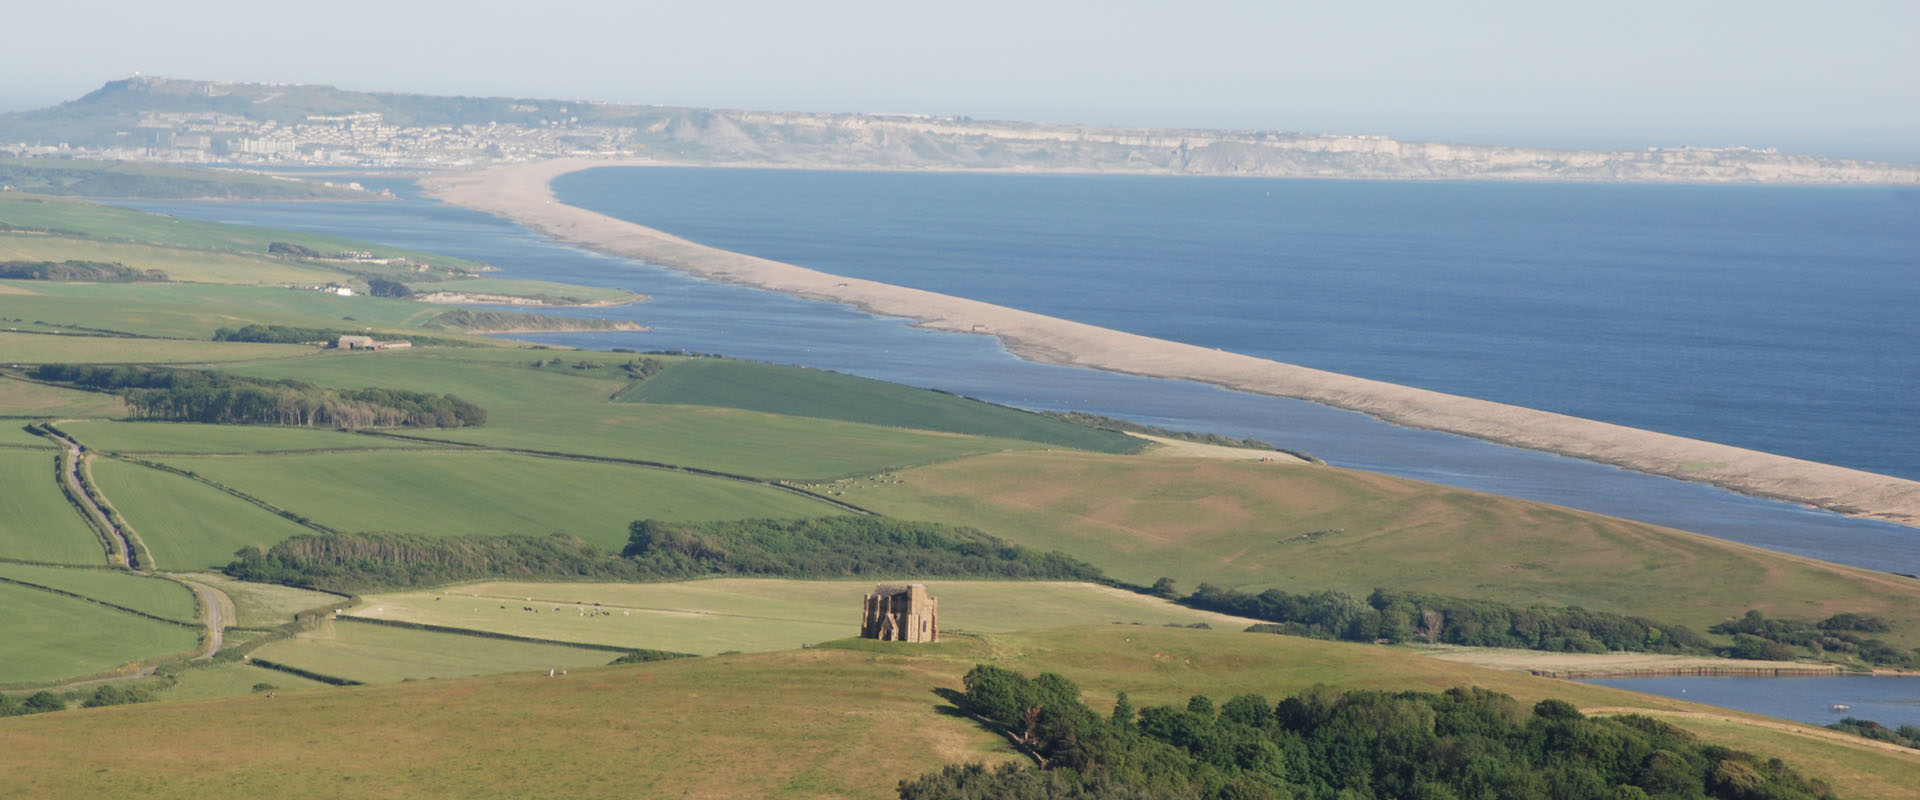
3, 76, 1916, 184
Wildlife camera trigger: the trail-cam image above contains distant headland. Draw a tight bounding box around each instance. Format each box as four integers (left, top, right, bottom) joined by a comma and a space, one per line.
4, 76, 1918, 185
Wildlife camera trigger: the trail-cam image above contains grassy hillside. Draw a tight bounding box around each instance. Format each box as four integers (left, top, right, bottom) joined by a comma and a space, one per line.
0, 235, 343, 284
4, 627, 1915, 799
348, 578, 1253, 655
0, 280, 457, 339
0, 563, 197, 623
0, 581, 199, 684
0, 449, 105, 565
850, 450, 1920, 648
618, 359, 1144, 454
159, 450, 838, 549
248, 618, 617, 684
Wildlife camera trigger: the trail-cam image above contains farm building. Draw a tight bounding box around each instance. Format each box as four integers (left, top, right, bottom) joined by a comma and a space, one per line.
334, 335, 412, 351
860, 584, 937, 642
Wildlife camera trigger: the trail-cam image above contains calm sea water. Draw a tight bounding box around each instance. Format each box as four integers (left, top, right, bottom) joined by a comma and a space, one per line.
121, 177, 1920, 576
1583, 675, 1920, 730
554, 168, 1920, 482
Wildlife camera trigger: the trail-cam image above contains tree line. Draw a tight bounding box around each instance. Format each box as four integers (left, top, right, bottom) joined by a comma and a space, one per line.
911, 666, 1835, 800
30, 364, 486, 428
212, 324, 465, 348
1710, 610, 1918, 668
224, 517, 1105, 592
0, 259, 166, 282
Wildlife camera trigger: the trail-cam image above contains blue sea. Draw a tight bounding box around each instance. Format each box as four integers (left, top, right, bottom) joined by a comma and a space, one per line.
554, 168, 1920, 482
122, 174, 1920, 576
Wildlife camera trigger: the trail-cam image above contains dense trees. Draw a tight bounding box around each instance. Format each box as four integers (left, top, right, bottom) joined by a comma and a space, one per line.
0, 259, 165, 282
225, 517, 1106, 592
30, 364, 485, 428
1826, 717, 1920, 750
912, 668, 1837, 800
1711, 610, 1919, 668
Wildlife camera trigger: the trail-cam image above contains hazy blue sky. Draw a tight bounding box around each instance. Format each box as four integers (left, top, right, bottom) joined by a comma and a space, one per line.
6, 0, 1916, 160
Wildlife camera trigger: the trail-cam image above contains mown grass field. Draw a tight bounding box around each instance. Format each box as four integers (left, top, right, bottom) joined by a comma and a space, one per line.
87, 458, 315, 570
61, 420, 433, 454
249, 618, 616, 684
156, 662, 331, 702
0, 449, 105, 565
5, 626, 1914, 799
619, 359, 1143, 453
0, 235, 342, 284
0, 421, 55, 447
0, 563, 197, 623
221, 351, 1046, 479
0, 581, 199, 684
0, 332, 311, 364
179, 572, 343, 628
161, 450, 838, 549
0, 377, 125, 418
849, 450, 1920, 647
0, 280, 455, 339
349, 579, 1253, 655
0, 192, 479, 270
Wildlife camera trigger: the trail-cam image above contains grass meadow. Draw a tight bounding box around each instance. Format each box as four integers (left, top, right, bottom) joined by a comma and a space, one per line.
0, 236, 341, 284
61, 420, 433, 454
248, 618, 616, 683
0, 377, 126, 418
179, 572, 344, 628
0, 581, 199, 685
0, 280, 456, 339
6, 626, 1915, 799
0, 563, 197, 622
88, 459, 315, 570
156, 662, 331, 701
0, 332, 310, 365
160, 450, 838, 549
351, 579, 1254, 655
0, 449, 105, 565
851, 450, 1920, 646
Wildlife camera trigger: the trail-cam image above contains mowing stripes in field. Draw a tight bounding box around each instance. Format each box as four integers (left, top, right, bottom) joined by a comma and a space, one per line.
0, 449, 104, 565
0, 581, 200, 684
0, 563, 198, 623
87, 459, 314, 571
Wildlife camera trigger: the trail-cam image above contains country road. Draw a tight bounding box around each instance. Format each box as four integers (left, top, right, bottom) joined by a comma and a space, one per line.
43, 426, 132, 567
180, 580, 227, 658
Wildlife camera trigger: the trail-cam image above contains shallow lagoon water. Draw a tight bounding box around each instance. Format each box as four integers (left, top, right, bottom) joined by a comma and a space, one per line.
1583, 675, 1920, 730
122, 178, 1920, 576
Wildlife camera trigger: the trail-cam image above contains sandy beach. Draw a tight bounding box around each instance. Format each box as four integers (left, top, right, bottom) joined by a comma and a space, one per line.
423, 159, 1920, 530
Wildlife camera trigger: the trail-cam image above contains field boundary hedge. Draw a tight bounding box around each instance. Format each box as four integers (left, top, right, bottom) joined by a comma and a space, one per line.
338, 615, 695, 658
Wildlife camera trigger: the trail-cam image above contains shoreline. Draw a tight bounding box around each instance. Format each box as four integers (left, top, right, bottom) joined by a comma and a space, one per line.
421, 158, 1920, 531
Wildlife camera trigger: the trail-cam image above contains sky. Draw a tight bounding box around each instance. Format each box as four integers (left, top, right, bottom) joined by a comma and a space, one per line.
4, 0, 1916, 161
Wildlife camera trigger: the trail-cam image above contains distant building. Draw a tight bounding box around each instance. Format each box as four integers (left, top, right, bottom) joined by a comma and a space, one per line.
861, 584, 937, 642
336, 335, 375, 350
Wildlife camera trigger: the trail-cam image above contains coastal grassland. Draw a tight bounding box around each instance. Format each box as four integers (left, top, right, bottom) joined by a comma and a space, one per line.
87, 458, 315, 570
0, 332, 310, 364
0, 192, 479, 270
178, 572, 342, 628
0, 159, 366, 201
154, 450, 837, 549
6, 626, 1913, 799
247, 618, 617, 683
220, 350, 1053, 479
155, 662, 331, 701
849, 450, 1920, 647
0, 280, 454, 339
348, 579, 1254, 655
0, 581, 198, 684
0, 563, 197, 622
0, 449, 104, 565
617, 359, 1144, 453
0, 377, 125, 419
406, 278, 641, 304
0, 235, 343, 284
60, 420, 435, 454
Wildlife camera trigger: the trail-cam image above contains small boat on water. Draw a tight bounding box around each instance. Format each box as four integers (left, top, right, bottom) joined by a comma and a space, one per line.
1830, 704, 1851, 711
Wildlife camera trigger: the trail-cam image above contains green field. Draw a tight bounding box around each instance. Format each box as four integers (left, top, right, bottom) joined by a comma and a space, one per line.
0, 581, 199, 684
6, 626, 1915, 799
159, 450, 837, 549
0, 449, 104, 565
249, 618, 615, 683
0, 192, 478, 270
60, 420, 433, 454
0, 280, 457, 340
851, 450, 1920, 646
0, 159, 366, 202
350, 579, 1253, 655
177, 572, 343, 628
0, 332, 311, 364
406, 278, 642, 304
0, 563, 197, 622
156, 662, 332, 702
88, 458, 315, 570
0, 235, 344, 284
619, 359, 1143, 453
0, 377, 125, 418
0, 422, 54, 448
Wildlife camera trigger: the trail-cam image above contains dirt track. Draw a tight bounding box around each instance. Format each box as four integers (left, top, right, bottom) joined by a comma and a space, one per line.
424, 159, 1920, 530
